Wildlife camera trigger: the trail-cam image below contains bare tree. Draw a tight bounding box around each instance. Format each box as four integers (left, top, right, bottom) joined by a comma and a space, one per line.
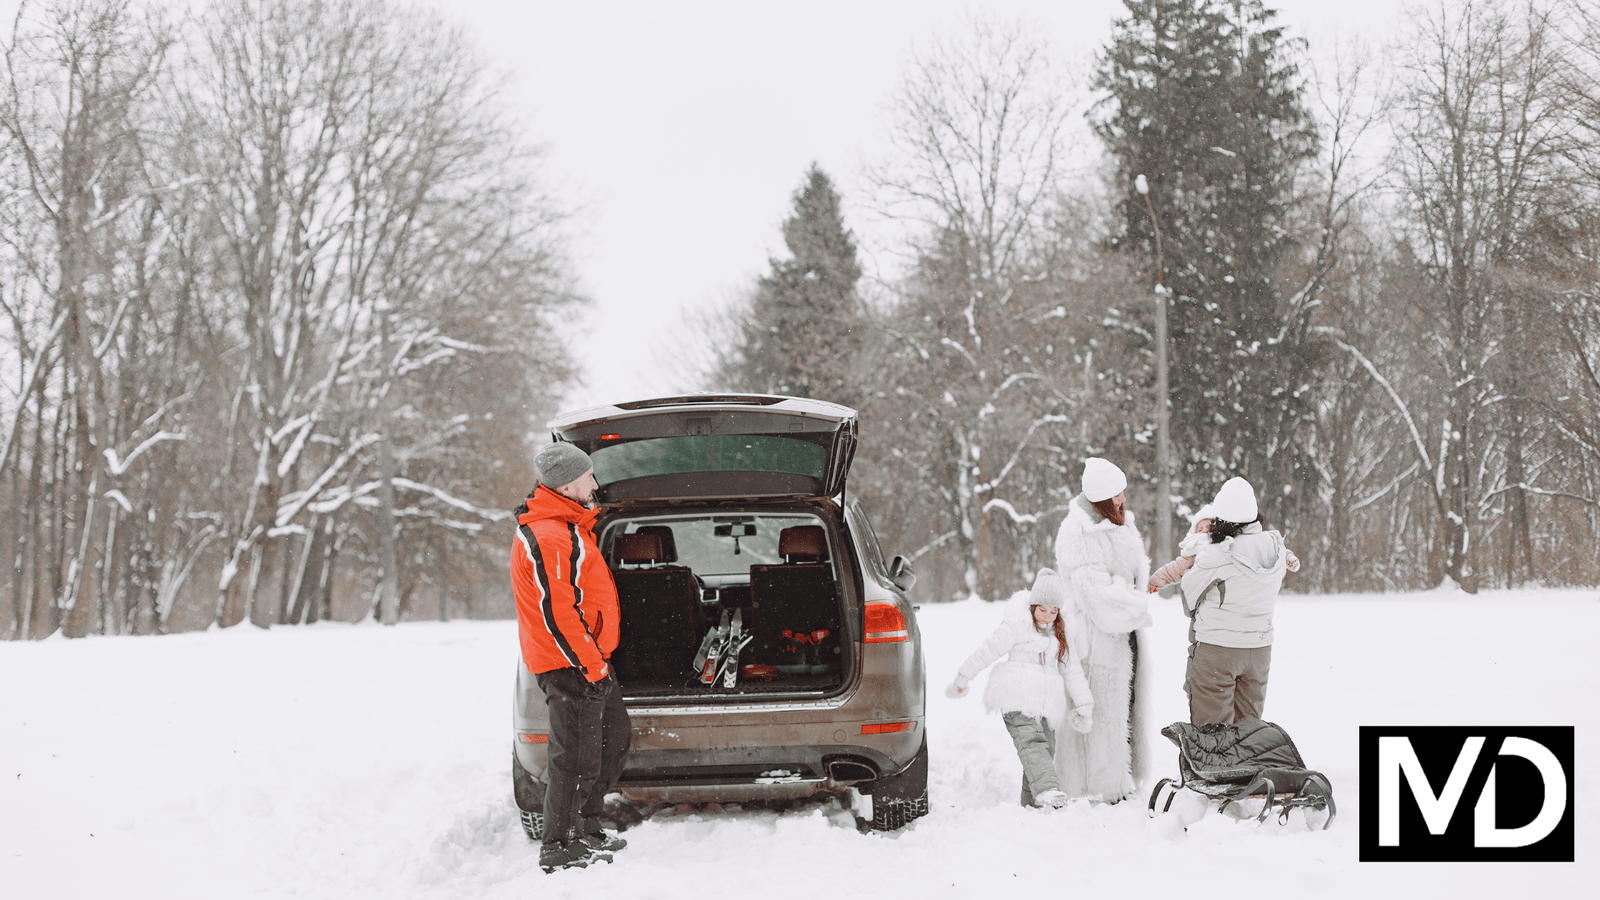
861, 16, 1092, 599
0, 0, 173, 637
1375, 0, 1581, 589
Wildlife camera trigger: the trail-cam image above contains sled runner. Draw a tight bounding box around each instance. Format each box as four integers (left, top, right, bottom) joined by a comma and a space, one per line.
1147, 717, 1335, 829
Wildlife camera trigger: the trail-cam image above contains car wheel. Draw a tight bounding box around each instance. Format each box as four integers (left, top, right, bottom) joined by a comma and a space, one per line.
512, 748, 545, 840
868, 733, 928, 832
519, 809, 545, 841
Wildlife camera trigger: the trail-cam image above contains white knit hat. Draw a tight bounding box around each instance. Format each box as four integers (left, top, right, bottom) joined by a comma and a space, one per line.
1080, 457, 1126, 503
1211, 477, 1258, 523
1029, 568, 1068, 610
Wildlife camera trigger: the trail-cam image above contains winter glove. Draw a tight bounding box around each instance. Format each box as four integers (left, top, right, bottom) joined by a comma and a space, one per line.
944, 676, 970, 699
1070, 707, 1093, 734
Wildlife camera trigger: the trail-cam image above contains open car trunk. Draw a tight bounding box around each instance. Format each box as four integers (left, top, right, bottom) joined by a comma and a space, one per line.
599, 511, 852, 700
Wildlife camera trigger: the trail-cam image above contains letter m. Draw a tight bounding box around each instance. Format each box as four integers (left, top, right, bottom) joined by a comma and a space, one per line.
1377, 735, 1484, 846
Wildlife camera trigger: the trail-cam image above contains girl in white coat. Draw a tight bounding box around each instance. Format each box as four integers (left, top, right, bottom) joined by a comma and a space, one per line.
1053, 457, 1156, 803
945, 569, 1094, 808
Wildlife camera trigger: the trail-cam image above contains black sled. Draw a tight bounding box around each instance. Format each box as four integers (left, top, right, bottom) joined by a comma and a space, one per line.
1147, 717, 1335, 830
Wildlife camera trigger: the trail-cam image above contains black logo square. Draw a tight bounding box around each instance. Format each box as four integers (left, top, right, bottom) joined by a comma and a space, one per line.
1358, 726, 1574, 862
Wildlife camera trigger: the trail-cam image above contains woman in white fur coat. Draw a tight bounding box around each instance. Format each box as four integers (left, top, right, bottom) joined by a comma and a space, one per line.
1052, 457, 1156, 803
945, 569, 1094, 809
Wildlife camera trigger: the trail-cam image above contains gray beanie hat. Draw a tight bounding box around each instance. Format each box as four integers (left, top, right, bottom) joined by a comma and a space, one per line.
535, 442, 594, 489
1029, 568, 1069, 610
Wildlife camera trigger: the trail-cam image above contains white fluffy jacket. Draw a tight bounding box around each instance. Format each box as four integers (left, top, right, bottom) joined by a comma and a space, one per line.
1052, 493, 1157, 802
957, 591, 1094, 724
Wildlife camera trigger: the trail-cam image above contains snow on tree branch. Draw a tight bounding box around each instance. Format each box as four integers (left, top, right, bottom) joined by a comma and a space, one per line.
103, 432, 187, 476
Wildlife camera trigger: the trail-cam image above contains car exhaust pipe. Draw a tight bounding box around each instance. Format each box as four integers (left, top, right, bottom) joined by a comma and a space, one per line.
825, 758, 877, 786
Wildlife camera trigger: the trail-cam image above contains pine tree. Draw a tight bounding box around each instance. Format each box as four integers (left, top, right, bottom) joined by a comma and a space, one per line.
1094, 0, 1319, 524
724, 165, 863, 408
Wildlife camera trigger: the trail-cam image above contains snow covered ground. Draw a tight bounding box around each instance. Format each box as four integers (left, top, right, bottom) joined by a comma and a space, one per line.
3, 586, 1595, 899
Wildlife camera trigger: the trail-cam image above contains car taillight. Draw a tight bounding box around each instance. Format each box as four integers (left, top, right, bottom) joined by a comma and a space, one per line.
862, 721, 916, 734
864, 601, 909, 643
519, 733, 549, 743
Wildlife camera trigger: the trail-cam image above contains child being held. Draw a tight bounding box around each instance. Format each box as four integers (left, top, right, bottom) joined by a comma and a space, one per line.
1148, 504, 1299, 595
945, 569, 1093, 808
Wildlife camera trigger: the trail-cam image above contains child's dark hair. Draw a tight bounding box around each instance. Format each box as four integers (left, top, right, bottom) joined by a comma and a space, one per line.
1034, 607, 1069, 662
1210, 515, 1264, 543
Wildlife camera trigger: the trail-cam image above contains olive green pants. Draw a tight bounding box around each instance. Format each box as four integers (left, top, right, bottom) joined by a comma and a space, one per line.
1186, 642, 1271, 725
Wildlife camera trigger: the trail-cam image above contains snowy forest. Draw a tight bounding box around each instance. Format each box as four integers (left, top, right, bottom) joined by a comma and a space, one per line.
708, 0, 1600, 604
4, 0, 1599, 640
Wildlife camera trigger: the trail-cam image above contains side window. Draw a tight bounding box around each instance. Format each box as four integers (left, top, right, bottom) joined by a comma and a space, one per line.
848, 499, 892, 584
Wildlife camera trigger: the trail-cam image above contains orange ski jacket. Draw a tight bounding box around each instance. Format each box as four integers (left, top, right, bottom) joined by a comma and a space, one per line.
510, 485, 620, 681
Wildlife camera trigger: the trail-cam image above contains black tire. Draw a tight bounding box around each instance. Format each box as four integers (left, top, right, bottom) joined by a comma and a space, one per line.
512, 748, 546, 840
520, 809, 545, 841
869, 734, 929, 832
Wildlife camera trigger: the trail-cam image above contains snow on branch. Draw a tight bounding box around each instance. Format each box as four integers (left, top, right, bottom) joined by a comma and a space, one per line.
939, 336, 978, 369
431, 335, 491, 354
103, 432, 187, 476
275, 433, 381, 527
975, 414, 1070, 494
909, 530, 958, 563
1489, 483, 1599, 508
391, 477, 512, 522
1350, 461, 1420, 512
982, 497, 1039, 524
1326, 336, 1435, 476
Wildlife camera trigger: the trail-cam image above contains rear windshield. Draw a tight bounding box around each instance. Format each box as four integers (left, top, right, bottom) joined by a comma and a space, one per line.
591, 434, 830, 484
614, 514, 825, 577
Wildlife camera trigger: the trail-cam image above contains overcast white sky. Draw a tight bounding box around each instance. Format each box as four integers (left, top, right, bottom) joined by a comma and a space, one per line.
0, 0, 1409, 413
423, 0, 1407, 412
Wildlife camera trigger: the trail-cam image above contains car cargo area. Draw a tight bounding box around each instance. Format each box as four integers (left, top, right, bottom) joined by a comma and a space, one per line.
601, 513, 850, 699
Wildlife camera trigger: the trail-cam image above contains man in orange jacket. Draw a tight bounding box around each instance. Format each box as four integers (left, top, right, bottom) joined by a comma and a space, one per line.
511, 442, 631, 873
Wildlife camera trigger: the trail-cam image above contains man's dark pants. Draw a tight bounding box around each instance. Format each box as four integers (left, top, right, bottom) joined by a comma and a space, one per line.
536, 666, 632, 847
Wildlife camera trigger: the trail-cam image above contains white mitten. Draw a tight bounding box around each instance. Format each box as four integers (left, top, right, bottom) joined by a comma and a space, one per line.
944, 676, 970, 699
1070, 708, 1093, 734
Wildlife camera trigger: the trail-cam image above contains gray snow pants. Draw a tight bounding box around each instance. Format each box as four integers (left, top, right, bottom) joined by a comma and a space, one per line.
537, 666, 632, 847
1002, 711, 1060, 806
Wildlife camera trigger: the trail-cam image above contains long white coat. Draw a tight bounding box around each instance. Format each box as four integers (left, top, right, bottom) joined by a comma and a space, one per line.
1053, 493, 1156, 802
956, 590, 1094, 724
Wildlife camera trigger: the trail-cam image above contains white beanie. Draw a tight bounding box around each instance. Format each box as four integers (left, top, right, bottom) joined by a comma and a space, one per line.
1211, 477, 1258, 523
1081, 457, 1126, 503
1029, 568, 1068, 610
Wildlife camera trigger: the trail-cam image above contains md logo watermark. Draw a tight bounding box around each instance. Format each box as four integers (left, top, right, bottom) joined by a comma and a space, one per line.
1359, 726, 1574, 862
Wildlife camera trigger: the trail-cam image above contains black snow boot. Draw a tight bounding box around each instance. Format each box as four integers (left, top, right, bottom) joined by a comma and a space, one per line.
579, 817, 627, 853
539, 840, 612, 873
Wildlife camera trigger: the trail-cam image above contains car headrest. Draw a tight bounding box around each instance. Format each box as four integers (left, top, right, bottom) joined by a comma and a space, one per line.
634, 525, 678, 563
614, 532, 664, 566
778, 525, 827, 563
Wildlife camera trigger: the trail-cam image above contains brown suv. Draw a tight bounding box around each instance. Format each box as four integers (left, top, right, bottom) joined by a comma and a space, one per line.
512, 394, 927, 834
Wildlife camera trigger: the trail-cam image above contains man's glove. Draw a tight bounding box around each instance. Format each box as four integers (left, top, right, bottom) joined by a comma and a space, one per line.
944, 676, 970, 699
1070, 708, 1093, 734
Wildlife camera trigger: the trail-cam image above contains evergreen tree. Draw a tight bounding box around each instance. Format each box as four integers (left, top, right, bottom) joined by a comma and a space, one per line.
1094, 0, 1319, 525
723, 165, 863, 408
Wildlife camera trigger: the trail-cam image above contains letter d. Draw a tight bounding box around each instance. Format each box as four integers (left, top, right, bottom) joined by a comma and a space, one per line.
1475, 736, 1568, 848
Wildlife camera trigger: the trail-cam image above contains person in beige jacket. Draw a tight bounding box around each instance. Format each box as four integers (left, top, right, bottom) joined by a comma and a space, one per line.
1179, 476, 1298, 725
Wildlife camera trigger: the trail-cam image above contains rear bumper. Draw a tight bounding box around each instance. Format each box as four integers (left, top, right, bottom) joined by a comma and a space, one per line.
516, 714, 923, 804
